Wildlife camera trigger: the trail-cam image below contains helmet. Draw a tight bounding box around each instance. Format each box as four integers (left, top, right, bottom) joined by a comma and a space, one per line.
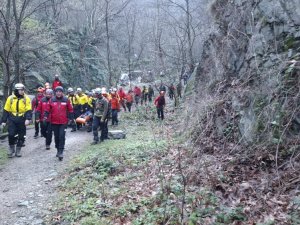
85, 90, 90, 95
101, 87, 107, 94
55, 86, 64, 92
45, 89, 53, 95
77, 88, 82, 92
15, 83, 25, 90
112, 88, 117, 92
67, 87, 74, 93
94, 88, 102, 94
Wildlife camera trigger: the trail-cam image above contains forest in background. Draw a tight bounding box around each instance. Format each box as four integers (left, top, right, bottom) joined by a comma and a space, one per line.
0, 0, 210, 99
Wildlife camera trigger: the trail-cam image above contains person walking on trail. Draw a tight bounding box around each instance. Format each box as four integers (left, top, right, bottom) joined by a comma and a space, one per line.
117, 87, 127, 112
159, 83, 166, 92
133, 86, 142, 106
177, 82, 182, 98
183, 73, 188, 85
52, 74, 63, 90
102, 89, 111, 140
154, 91, 166, 120
32, 86, 45, 138
67, 88, 79, 132
148, 85, 154, 102
125, 90, 134, 112
141, 86, 149, 105
168, 84, 175, 100
1, 83, 32, 158
91, 88, 108, 145
44, 86, 74, 161
110, 91, 120, 126
36, 89, 53, 150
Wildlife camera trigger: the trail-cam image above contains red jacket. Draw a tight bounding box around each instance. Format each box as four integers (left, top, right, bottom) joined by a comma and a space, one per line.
45, 96, 73, 124
36, 97, 51, 122
125, 93, 133, 103
133, 87, 142, 96
154, 95, 166, 108
118, 89, 126, 100
110, 96, 120, 110
52, 80, 62, 90
32, 94, 44, 111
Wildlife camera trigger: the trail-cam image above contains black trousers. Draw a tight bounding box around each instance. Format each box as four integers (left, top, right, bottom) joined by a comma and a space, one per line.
8, 116, 26, 147
126, 102, 132, 112
112, 109, 118, 125
35, 120, 40, 135
148, 95, 153, 102
157, 107, 164, 120
74, 106, 81, 129
52, 124, 67, 151
120, 99, 126, 111
92, 116, 106, 142
41, 122, 52, 145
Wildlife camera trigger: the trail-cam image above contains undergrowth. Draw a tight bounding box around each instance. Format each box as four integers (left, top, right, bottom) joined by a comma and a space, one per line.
48, 105, 251, 225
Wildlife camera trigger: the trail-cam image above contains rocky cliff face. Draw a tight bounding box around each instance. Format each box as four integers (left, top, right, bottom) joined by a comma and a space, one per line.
194, 0, 300, 148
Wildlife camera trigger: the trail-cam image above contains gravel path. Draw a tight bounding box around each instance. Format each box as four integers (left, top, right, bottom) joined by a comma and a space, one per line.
0, 126, 91, 225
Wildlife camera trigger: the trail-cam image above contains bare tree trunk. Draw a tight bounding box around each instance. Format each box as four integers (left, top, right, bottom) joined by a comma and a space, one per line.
1, 0, 12, 100
185, 0, 194, 73
105, 0, 113, 87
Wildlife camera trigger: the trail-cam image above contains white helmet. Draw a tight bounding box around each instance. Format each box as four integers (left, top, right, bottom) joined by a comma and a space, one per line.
15, 83, 25, 90
67, 87, 74, 93
77, 88, 82, 92
94, 88, 102, 94
101, 87, 107, 94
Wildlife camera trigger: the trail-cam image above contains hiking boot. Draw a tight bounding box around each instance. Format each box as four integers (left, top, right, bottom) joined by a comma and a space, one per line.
71, 129, 76, 132
57, 149, 63, 161
90, 141, 98, 145
34, 133, 38, 138
15, 147, 22, 157
46, 145, 50, 150
58, 154, 63, 161
8, 145, 15, 158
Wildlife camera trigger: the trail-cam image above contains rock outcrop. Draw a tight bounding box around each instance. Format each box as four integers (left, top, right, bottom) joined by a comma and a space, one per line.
194, 0, 300, 146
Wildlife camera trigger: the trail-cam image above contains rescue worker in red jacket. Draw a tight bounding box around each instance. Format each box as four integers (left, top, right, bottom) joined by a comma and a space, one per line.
133, 86, 142, 105
117, 87, 126, 111
52, 74, 63, 90
36, 89, 53, 150
32, 86, 45, 138
110, 91, 120, 126
154, 91, 166, 120
44, 86, 73, 161
125, 90, 134, 112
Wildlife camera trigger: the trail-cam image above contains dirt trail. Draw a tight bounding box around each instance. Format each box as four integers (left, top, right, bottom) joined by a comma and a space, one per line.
0, 126, 91, 225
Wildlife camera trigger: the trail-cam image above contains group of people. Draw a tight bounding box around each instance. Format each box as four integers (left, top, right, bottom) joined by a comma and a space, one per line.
1, 74, 184, 161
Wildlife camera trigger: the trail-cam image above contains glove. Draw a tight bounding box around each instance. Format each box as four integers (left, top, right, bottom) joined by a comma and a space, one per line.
25, 120, 30, 126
